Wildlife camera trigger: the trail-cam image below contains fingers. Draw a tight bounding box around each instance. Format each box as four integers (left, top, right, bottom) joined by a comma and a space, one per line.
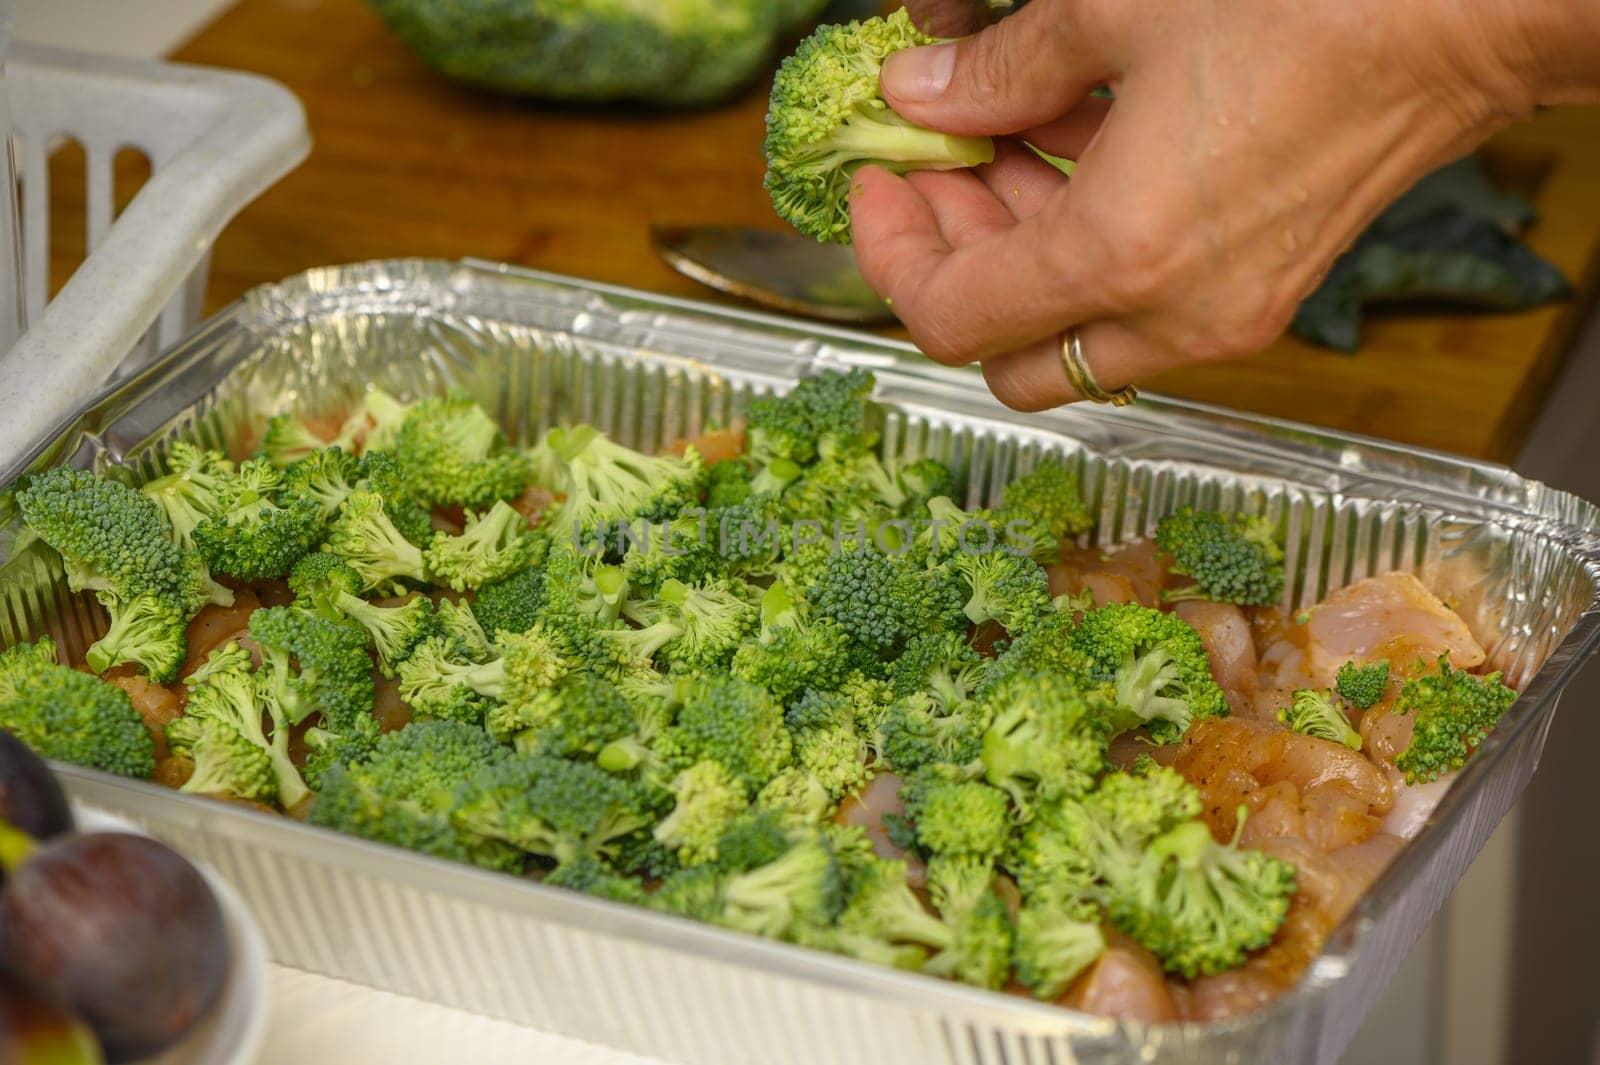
882, 0, 1124, 136
979, 321, 1176, 412
901, 0, 989, 38
903, 168, 1017, 246
850, 165, 1112, 365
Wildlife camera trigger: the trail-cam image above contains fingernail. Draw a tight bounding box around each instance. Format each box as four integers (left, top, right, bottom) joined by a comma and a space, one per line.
883, 43, 955, 102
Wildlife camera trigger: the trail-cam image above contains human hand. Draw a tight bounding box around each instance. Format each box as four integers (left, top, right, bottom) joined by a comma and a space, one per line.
850, 0, 1600, 410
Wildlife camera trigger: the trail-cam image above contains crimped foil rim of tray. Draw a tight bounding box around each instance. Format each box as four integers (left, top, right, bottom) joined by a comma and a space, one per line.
10, 258, 1600, 1056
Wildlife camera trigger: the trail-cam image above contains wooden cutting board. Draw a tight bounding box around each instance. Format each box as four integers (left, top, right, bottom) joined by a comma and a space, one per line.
62, 0, 1600, 462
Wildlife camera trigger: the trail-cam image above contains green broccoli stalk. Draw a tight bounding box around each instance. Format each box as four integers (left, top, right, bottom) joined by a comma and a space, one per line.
1277, 688, 1362, 750
540, 424, 705, 536
1155, 507, 1286, 606
0, 639, 155, 778
1112, 815, 1297, 978
764, 10, 995, 243
323, 491, 429, 594
279, 447, 361, 521
950, 550, 1053, 635
84, 593, 189, 682
140, 442, 235, 549
1012, 897, 1106, 999
1336, 659, 1391, 710
289, 553, 437, 677
192, 458, 323, 581
638, 578, 759, 672
1068, 603, 1230, 743
178, 643, 306, 808
424, 500, 542, 592
716, 832, 845, 941
397, 634, 510, 724
919, 855, 1014, 989
835, 855, 948, 952
1393, 658, 1517, 784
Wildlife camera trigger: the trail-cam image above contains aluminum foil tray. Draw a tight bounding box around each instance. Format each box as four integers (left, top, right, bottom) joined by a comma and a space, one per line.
3, 259, 1597, 1065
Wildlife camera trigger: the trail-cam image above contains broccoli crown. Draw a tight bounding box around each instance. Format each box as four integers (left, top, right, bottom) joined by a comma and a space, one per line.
1009, 764, 1203, 903
1012, 897, 1106, 1000
1112, 818, 1296, 978
424, 500, 542, 592
141, 442, 234, 549
835, 854, 948, 957
543, 426, 705, 539
716, 831, 847, 941
192, 458, 323, 580
354, 450, 437, 547
544, 853, 650, 907
919, 855, 1015, 989
661, 676, 792, 793
510, 672, 638, 760
889, 631, 987, 706
394, 390, 531, 508
745, 368, 877, 469
182, 642, 308, 809
622, 512, 728, 593
1393, 658, 1517, 784
0, 644, 154, 778
763, 9, 995, 243
453, 752, 648, 865
892, 458, 955, 517
1067, 603, 1229, 743
437, 598, 494, 662
951, 550, 1052, 634
309, 720, 522, 871
1277, 688, 1362, 750
704, 459, 753, 509
249, 606, 375, 731
166, 712, 277, 805
875, 692, 987, 775
653, 760, 750, 867
1155, 507, 1286, 606
1001, 458, 1094, 547
900, 765, 1012, 861
471, 566, 547, 638
302, 713, 383, 794
17, 468, 224, 680
288, 551, 365, 612
338, 593, 438, 679
367, 0, 815, 107
730, 614, 858, 705
398, 634, 506, 724
978, 672, 1109, 818
645, 578, 759, 671
809, 548, 964, 653
280, 447, 361, 521
1336, 658, 1391, 710
324, 491, 429, 594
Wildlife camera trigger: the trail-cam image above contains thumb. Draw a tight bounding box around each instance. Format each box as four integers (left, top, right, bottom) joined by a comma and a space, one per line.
881, 0, 1119, 136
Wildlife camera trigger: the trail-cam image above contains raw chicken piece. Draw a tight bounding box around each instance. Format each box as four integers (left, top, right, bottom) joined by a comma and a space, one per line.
1302, 573, 1484, 687
1378, 764, 1456, 840
106, 671, 183, 756
1173, 717, 1391, 848
1047, 539, 1166, 608
179, 587, 262, 677
1173, 600, 1259, 715
1061, 929, 1180, 1022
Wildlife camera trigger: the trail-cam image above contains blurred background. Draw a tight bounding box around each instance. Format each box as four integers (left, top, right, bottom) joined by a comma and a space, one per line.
12, 1, 1600, 1062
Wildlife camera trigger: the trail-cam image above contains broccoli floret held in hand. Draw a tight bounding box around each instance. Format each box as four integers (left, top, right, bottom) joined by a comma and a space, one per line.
764, 9, 996, 243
